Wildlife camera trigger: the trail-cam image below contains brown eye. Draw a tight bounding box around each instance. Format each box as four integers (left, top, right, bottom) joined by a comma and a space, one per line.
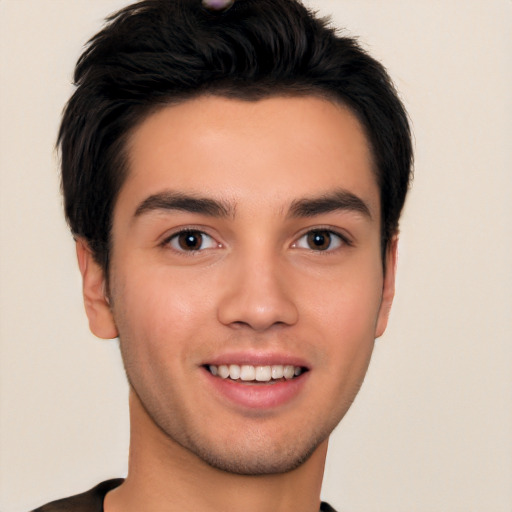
293, 229, 345, 252
306, 230, 332, 250
168, 230, 218, 252
178, 231, 203, 250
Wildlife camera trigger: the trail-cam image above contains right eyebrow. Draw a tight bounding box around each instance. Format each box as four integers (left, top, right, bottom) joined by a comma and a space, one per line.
133, 191, 235, 219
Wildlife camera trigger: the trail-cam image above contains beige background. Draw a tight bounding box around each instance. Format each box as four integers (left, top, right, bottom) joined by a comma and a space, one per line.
1, 1, 511, 511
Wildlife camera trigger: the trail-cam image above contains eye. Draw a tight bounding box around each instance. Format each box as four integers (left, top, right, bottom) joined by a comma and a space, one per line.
167, 230, 219, 252
293, 229, 346, 251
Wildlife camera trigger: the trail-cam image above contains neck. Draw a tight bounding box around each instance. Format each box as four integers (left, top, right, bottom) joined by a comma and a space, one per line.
105, 390, 328, 512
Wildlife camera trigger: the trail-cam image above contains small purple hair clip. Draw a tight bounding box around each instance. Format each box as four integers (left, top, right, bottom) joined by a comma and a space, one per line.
202, 0, 235, 12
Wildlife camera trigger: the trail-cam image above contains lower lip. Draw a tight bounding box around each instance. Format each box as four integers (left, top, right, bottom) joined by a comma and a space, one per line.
203, 368, 309, 410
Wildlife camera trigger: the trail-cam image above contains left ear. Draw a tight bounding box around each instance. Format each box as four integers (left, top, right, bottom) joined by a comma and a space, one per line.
374, 236, 398, 339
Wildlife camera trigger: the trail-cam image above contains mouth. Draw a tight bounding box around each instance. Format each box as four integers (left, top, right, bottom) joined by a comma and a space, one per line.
205, 364, 306, 383
203, 358, 310, 409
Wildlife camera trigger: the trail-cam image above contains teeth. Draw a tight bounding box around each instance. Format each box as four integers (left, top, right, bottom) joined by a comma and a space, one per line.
255, 366, 272, 382
208, 364, 304, 381
283, 365, 295, 379
272, 365, 284, 379
229, 364, 240, 379
240, 365, 256, 381
217, 365, 230, 379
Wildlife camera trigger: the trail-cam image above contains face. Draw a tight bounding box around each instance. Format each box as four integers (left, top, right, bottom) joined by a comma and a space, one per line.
80, 96, 396, 475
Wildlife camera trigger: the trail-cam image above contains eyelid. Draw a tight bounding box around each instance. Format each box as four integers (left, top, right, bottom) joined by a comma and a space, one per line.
291, 227, 352, 251
159, 225, 351, 253
161, 227, 222, 253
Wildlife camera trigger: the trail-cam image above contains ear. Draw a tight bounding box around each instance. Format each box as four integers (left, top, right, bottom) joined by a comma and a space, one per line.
374, 236, 398, 339
76, 239, 118, 339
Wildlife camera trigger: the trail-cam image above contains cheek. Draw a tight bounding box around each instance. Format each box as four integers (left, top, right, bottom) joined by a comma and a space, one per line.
299, 262, 383, 368
304, 266, 383, 332
111, 265, 216, 358
121, 260, 214, 313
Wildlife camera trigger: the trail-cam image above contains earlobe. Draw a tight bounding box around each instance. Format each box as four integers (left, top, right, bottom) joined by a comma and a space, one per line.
374, 236, 398, 339
76, 239, 118, 340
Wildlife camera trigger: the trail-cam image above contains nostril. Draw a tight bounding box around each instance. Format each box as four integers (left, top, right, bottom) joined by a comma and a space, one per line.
224, 320, 251, 330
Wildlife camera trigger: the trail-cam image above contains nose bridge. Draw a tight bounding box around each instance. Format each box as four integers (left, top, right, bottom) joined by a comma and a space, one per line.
217, 243, 298, 331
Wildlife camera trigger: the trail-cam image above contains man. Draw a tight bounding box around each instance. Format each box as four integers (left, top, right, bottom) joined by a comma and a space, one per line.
34, 0, 412, 510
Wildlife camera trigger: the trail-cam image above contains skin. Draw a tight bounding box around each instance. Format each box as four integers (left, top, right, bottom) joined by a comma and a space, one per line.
77, 95, 397, 512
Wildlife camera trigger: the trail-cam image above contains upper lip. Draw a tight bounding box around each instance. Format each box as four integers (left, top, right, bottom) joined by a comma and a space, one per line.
204, 351, 310, 369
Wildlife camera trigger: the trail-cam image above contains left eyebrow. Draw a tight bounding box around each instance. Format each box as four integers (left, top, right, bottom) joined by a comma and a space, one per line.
288, 189, 373, 220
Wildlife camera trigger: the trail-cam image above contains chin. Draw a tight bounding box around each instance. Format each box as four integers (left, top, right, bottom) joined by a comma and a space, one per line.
190, 443, 319, 476
174, 421, 332, 476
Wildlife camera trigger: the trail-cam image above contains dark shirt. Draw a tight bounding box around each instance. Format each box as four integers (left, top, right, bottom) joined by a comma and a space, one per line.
31, 479, 338, 511
31, 480, 123, 512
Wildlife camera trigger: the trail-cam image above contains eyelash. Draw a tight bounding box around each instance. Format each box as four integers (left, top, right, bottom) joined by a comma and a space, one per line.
292, 228, 351, 252
163, 229, 220, 253
162, 227, 351, 254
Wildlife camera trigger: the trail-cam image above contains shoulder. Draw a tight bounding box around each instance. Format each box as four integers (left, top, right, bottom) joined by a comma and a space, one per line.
30, 479, 124, 512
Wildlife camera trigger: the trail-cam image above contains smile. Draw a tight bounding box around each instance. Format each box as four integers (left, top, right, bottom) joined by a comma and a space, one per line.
203, 359, 310, 409
207, 364, 304, 382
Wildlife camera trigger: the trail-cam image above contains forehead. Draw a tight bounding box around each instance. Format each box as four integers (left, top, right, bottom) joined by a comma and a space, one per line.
119, 95, 379, 218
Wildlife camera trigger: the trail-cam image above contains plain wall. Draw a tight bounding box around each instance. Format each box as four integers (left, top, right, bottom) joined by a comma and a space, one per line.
0, 1, 511, 511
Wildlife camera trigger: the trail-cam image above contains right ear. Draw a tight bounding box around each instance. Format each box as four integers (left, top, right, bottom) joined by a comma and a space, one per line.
76, 239, 118, 339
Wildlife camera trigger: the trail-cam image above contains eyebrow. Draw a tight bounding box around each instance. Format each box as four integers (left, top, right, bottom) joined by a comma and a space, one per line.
133, 188, 372, 221
134, 191, 235, 218
288, 189, 372, 219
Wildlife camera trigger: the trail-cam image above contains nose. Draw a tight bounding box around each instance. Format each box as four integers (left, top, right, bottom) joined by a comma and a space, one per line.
217, 252, 299, 332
